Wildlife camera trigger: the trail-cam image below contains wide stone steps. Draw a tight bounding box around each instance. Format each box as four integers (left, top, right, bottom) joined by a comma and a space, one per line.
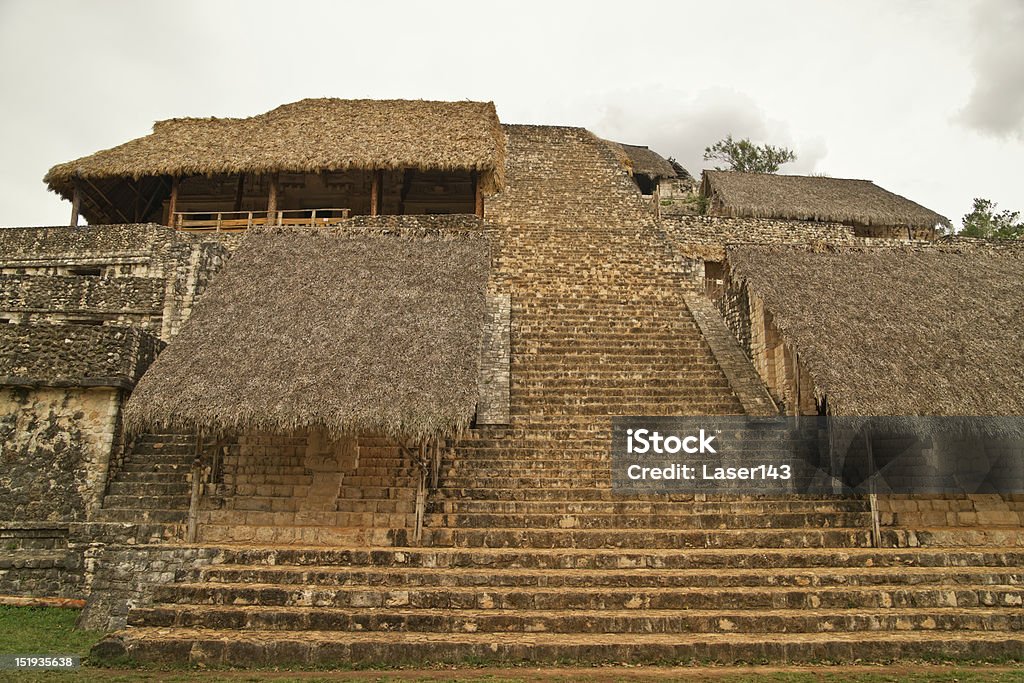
129, 601, 1024, 636
211, 499, 415, 515
194, 563, 1024, 590
426, 499, 872, 516
417, 527, 872, 549
422, 512, 871, 530
99, 627, 1024, 666
196, 526, 406, 547
154, 581, 1024, 611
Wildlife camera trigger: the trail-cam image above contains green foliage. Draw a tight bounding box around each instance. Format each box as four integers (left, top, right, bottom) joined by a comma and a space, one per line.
960, 198, 1024, 239
703, 134, 797, 173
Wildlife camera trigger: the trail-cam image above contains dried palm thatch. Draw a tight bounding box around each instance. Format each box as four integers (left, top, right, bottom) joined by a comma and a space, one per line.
727, 243, 1024, 416
703, 171, 950, 230
124, 220, 490, 441
45, 99, 506, 199
614, 143, 677, 179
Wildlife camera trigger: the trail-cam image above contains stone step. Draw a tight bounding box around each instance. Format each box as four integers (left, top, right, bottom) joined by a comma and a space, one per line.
215, 545, 1024, 571
426, 499, 872, 515
433, 487, 706, 501
127, 603, 1023, 634
195, 563, 1024, 591
106, 481, 190, 496
198, 511, 417, 528
197, 525, 407, 547
120, 462, 193, 474
422, 512, 871, 530
101, 494, 191, 510
419, 527, 872, 549
93, 508, 187, 524
154, 582, 1024, 612
98, 628, 1024, 666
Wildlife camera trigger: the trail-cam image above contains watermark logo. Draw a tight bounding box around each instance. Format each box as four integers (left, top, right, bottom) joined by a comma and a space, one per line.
611, 416, 1024, 495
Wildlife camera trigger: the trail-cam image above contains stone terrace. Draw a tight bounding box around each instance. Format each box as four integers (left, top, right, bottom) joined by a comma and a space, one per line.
97, 125, 1024, 666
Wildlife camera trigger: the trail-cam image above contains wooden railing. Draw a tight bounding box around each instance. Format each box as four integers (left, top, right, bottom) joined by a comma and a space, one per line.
173, 208, 352, 232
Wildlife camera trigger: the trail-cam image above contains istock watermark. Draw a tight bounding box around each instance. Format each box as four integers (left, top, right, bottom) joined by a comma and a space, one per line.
610, 416, 1024, 495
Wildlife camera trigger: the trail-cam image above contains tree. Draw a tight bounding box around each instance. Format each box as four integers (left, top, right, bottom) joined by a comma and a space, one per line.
960, 198, 1024, 239
703, 135, 796, 173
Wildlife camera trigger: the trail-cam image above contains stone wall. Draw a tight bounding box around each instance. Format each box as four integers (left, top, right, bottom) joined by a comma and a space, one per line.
78, 544, 222, 630
719, 273, 818, 416
0, 224, 231, 342
0, 523, 84, 599
477, 291, 510, 425
664, 215, 858, 262
0, 274, 165, 330
0, 386, 122, 521
0, 324, 163, 388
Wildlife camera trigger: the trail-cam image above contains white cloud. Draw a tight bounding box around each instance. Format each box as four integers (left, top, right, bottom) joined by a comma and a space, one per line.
588, 87, 825, 178
956, 0, 1024, 138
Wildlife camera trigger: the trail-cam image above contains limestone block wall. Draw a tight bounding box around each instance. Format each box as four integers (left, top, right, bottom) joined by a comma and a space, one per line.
160, 239, 230, 339
719, 275, 818, 416
0, 224, 231, 342
0, 386, 122, 521
0, 223, 179, 278
0, 274, 165, 330
477, 291, 510, 425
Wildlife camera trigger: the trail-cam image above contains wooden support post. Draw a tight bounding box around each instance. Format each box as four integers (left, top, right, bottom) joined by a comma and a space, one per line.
133, 180, 142, 222
69, 182, 81, 227
167, 176, 179, 227
474, 172, 484, 218
399, 169, 412, 215
370, 170, 382, 216
233, 173, 246, 212
864, 432, 882, 548
267, 173, 279, 224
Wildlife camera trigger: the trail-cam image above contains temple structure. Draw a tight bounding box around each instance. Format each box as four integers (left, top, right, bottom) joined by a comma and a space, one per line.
1, 99, 1022, 666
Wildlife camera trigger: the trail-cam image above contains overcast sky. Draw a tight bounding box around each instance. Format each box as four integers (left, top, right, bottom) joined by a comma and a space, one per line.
1, 0, 1021, 229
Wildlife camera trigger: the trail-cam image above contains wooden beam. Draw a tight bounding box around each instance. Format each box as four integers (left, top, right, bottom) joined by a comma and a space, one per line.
166, 176, 179, 227
267, 173, 279, 224
83, 177, 131, 224
370, 170, 382, 216
473, 171, 484, 218
233, 173, 246, 212
69, 181, 81, 227
140, 177, 168, 223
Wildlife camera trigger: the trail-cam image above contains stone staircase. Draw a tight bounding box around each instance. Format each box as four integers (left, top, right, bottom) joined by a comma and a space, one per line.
75, 433, 195, 545
196, 434, 419, 547
94, 125, 1024, 665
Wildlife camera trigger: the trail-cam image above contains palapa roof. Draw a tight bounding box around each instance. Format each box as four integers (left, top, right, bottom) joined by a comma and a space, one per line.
727, 243, 1024, 416
125, 218, 491, 440
44, 98, 506, 201
615, 143, 678, 179
703, 171, 950, 230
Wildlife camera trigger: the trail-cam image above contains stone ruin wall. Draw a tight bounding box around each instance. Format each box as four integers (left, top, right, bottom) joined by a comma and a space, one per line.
0, 224, 230, 599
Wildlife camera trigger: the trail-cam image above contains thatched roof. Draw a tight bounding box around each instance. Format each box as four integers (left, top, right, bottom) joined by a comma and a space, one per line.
703, 171, 950, 230
727, 243, 1024, 416
125, 219, 490, 440
615, 143, 677, 179
44, 99, 506, 200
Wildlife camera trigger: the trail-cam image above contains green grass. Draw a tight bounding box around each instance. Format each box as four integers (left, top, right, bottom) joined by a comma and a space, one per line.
0, 606, 105, 657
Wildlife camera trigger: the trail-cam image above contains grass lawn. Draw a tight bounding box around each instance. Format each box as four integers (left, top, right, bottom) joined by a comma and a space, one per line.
0, 605, 105, 657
